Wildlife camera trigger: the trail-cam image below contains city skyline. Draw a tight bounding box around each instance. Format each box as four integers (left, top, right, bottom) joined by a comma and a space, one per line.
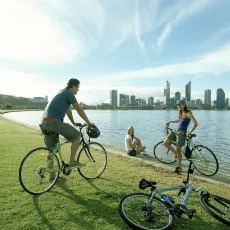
1, 1, 230, 105
111, 81, 229, 106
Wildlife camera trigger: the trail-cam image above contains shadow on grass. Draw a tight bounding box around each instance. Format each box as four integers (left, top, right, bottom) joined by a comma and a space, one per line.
53, 181, 124, 229
173, 209, 230, 230
33, 196, 55, 230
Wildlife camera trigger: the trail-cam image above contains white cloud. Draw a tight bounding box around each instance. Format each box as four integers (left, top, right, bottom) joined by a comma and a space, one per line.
157, 0, 210, 50
98, 43, 230, 81
0, 67, 59, 99
0, 1, 86, 64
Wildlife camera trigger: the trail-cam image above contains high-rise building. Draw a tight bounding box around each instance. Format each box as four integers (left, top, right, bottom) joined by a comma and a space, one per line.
148, 97, 154, 106
196, 99, 202, 109
164, 81, 170, 108
185, 81, 191, 103
125, 95, 129, 105
110, 90, 117, 107
204, 89, 211, 109
119, 94, 125, 106
175, 92, 181, 101
136, 98, 142, 107
45, 95, 48, 103
130, 95, 136, 106
216, 88, 225, 109
169, 97, 177, 109
226, 98, 229, 108
190, 100, 196, 109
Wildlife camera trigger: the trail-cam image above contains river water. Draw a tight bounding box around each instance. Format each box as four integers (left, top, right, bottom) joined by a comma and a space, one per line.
3, 110, 230, 176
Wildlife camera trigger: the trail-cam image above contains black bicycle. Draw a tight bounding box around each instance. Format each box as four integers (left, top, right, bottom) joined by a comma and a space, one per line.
153, 125, 219, 176
19, 124, 107, 195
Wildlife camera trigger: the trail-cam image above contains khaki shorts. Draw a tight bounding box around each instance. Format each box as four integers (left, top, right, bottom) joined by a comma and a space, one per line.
39, 119, 80, 150
167, 130, 186, 146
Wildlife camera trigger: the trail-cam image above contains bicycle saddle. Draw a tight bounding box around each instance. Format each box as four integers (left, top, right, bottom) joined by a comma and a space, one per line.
189, 134, 196, 138
139, 178, 157, 190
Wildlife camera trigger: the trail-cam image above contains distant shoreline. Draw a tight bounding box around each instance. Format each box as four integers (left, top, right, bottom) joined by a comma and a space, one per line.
1, 108, 229, 115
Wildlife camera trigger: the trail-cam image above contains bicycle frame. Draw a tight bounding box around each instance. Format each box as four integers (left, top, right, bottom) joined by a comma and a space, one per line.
144, 162, 208, 213
46, 124, 94, 173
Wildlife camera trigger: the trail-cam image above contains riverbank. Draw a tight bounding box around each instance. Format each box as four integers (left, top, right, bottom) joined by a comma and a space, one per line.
0, 116, 230, 230
0, 109, 43, 114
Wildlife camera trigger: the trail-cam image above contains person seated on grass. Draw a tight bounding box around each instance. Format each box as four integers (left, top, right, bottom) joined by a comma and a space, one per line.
125, 126, 146, 156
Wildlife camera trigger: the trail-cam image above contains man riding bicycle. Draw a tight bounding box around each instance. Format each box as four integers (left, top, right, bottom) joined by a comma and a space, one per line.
39, 78, 94, 179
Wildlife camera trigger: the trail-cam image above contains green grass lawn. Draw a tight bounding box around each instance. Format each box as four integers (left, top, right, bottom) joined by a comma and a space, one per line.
0, 116, 229, 230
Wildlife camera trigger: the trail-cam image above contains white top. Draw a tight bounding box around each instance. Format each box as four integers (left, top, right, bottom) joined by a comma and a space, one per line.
125, 134, 134, 151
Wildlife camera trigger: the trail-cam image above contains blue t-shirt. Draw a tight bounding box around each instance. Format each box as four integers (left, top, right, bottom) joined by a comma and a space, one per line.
43, 89, 77, 120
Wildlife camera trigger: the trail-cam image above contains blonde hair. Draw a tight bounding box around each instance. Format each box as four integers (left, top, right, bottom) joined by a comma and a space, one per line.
127, 126, 134, 140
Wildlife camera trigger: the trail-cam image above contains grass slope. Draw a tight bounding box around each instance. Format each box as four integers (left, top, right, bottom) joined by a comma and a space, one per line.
0, 116, 229, 230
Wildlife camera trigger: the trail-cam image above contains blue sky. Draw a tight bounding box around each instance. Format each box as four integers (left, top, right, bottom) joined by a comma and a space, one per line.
0, 0, 230, 104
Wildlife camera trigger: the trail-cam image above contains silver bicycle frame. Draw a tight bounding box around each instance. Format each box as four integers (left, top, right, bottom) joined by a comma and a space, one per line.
147, 183, 207, 208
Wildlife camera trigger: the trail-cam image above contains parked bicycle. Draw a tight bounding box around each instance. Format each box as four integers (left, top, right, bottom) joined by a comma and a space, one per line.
19, 124, 107, 195
118, 161, 230, 230
153, 125, 219, 176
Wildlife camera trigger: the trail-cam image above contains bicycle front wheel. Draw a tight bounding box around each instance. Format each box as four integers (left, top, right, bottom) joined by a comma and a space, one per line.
192, 145, 219, 176
77, 142, 107, 179
200, 193, 230, 226
154, 141, 176, 164
19, 147, 60, 195
118, 193, 174, 230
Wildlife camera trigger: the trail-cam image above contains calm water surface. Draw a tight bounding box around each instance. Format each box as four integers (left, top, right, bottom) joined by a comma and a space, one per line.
3, 110, 230, 175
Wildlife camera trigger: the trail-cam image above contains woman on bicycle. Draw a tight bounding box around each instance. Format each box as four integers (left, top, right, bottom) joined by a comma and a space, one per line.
125, 126, 146, 156
164, 100, 198, 173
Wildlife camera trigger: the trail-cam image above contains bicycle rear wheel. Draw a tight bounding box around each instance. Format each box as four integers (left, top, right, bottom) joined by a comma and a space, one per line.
192, 145, 219, 176
200, 193, 230, 226
77, 142, 107, 179
118, 193, 174, 230
154, 141, 176, 164
19, 147, 60, 195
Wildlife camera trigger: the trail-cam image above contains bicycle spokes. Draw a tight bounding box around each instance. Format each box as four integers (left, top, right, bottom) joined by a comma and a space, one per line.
19, 148, 60, 195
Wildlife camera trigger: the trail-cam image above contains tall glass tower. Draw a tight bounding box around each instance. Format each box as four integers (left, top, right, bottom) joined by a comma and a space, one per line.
185, 81, 191, 103
216, 88, 225, 109
110, 90, 117, 107
204, 89, 211, 108
164, 81, 170, 107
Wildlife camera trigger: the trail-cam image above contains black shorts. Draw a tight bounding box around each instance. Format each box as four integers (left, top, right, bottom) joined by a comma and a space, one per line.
128, 149, 136, 156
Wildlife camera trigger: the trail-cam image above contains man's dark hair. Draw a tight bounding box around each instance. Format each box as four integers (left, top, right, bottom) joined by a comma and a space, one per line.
66, 78, 80, 89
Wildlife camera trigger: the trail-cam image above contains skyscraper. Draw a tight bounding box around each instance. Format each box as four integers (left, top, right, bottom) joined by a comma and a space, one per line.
216, 88, 225, 109
226, 98, 229, 108
204, 89, 211, 109
196, 99, 202, 109
110, 90, 117, 107
119, 93, 125, 106
148, 97, 154, 106
175, 92, 181, 101
164, 81, 170, 107
185, 81, 191, 103
130, 95, 136, 106
125, 95, 129, 105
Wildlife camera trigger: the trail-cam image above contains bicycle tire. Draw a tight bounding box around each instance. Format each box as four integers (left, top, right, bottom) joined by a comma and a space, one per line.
154, 141, 176, 164
77, 142, 107, 179
192, 145, 219, 176
200, 193, 230, 226
118, 193, 174, 230
19, 147, 60, 195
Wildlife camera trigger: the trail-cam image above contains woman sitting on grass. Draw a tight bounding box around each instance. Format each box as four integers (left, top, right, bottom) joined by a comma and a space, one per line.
125, 126, 146, 156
